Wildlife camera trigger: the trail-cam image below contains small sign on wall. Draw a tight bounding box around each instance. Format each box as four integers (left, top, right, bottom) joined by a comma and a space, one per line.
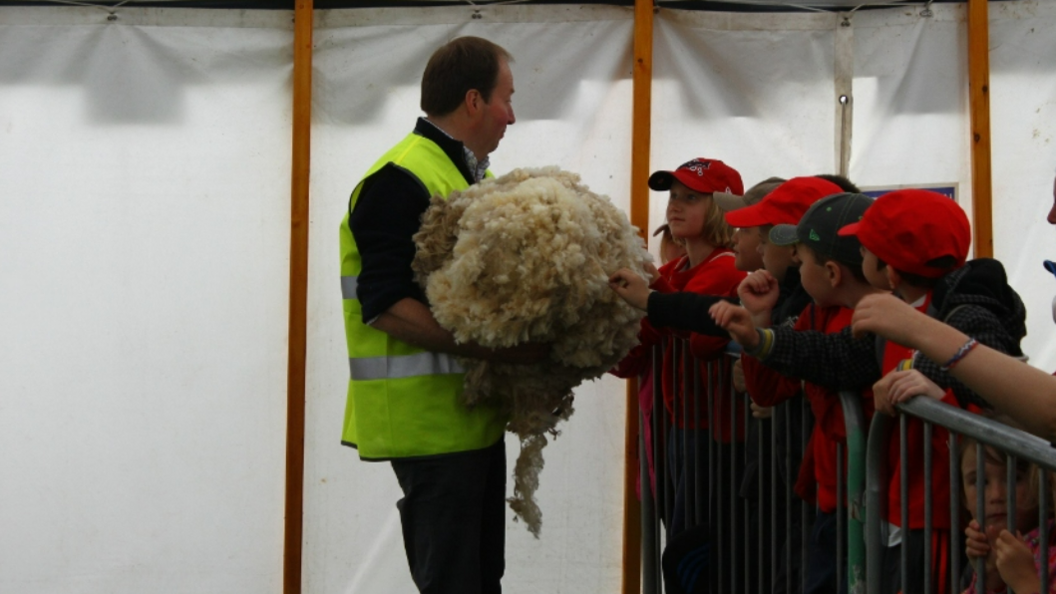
859, 183, 959, 202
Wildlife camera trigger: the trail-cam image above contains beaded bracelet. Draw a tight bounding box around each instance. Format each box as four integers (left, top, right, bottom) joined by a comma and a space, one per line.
940, 337, 979, 372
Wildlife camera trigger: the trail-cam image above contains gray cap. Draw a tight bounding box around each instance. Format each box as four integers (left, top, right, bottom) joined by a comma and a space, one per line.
769, 192, 874, 265
714, 176, 786, 213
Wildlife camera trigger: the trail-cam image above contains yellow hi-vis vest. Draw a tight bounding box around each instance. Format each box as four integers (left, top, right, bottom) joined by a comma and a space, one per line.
339, 132, 504, 460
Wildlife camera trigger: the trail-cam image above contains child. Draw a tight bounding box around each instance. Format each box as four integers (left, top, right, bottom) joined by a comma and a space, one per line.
611, 157, 746, 540
959, 431, 1040, 594
611, 176, 847, 593
710, 189, 1028, 594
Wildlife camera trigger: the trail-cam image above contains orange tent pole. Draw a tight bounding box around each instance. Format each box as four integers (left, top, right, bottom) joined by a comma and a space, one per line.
623, 0, 653, 592
967, 0, 993, 258
285, 0, 313, 592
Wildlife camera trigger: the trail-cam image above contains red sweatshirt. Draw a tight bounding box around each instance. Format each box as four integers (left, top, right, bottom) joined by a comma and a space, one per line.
744, 303, 875, 513
615, 249, 746, 441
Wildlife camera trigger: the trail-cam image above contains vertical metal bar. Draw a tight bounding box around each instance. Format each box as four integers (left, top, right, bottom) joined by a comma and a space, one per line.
1007, 453, 1017, 547
651, 346, 664, 593
1041, 470, 1049, 594
866, 413, 893, 594
707, 362, 718, 593
640, 407, 657, 594
682, 342, 690, 534
744, 393, 751, 594
924, 422, 933, 594
900, 414, 909, 594
729, 360, 738, 592
717, 360, 725, 593
837, 442, 845, 593
759, 408, 767, 594
771, 411, 778, 594
785, 405, 792, 594
694, 358, 702, 526
950, 433, 961, 594
976, 441, 986, 589
802, 400, 810, 594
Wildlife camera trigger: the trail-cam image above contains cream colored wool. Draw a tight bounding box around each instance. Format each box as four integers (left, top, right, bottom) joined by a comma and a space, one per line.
412, 166, 649, 537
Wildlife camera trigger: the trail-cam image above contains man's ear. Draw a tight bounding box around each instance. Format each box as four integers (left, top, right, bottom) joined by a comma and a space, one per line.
825, 260, 842, 287
464, 89, 483, 117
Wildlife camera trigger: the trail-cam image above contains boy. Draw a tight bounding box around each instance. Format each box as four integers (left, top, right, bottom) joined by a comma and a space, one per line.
710, 189, 1027, 594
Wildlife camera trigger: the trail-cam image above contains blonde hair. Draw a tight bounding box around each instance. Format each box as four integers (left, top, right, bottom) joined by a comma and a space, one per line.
699, 195, 735, 248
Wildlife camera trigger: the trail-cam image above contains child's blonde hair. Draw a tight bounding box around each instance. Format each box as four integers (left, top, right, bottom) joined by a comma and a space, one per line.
699, 196, 735, 249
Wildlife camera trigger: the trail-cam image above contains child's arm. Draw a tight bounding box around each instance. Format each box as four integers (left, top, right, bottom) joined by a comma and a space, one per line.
711, 301, 881, 391
852, 294, 1056, 441
993, 529, 1041, 594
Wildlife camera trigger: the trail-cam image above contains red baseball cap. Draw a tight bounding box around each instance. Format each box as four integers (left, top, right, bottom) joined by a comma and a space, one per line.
838, 189, 970, 278
648, 158, 744, 196
723, 177, 843, 228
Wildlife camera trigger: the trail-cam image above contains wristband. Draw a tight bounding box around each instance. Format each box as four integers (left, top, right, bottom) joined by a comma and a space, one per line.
940, 338, 979, 372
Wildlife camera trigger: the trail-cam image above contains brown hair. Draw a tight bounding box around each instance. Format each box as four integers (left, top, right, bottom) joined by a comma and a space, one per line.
420, 37, 513, 117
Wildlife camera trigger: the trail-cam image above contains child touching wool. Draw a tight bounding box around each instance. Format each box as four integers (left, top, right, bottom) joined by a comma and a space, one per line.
611, 157, 746, 539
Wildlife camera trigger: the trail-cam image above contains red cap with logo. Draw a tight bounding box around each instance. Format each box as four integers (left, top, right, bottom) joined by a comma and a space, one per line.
648, 158, 744, 196
723, 177, 843, 228
838, 189, 970, 278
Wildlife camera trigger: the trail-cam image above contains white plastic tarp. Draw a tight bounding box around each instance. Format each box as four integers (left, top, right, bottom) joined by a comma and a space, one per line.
3, 3, 1056, 594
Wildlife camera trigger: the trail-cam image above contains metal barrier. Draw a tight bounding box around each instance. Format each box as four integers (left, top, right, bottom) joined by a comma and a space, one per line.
865, 397, 1056, 594
639, 339, 868, 594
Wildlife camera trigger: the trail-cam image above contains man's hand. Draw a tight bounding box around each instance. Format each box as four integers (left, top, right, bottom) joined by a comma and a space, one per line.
709, 301, 760, 349
609, 268, 652, 311
872, 369, 945, 415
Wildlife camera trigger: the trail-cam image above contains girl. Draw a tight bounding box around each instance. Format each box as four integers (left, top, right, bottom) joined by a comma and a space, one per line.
960, 432, 1040, 594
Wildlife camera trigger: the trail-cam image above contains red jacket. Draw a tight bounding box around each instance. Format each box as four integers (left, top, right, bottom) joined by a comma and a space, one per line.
613, 249, 746, 441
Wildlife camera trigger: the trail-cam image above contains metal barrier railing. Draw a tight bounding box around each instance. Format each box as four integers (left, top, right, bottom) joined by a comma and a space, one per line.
639, 339, 868, 594
866, 397, 1056, 594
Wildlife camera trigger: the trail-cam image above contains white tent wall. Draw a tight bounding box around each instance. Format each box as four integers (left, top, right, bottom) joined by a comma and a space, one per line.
304, 7, 636, 593
0, 7, 294, 593
989, 1, 1056, 373
3, 2, 1056, 593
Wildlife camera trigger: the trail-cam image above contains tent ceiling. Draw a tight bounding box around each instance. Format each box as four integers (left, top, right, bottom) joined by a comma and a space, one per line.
0, 0, 1009, 12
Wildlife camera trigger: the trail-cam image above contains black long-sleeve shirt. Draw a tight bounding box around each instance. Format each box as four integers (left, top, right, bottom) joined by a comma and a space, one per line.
348, 118, 478, 322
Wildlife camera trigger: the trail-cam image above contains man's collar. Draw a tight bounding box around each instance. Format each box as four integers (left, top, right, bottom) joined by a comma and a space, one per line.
416, 117, 487, 183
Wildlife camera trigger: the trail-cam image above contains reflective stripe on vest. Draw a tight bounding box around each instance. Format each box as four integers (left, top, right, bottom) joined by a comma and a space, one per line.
341, 275, 357, 300
349, 351, 465, 381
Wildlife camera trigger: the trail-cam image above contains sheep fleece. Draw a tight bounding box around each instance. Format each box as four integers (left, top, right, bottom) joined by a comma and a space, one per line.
412, 166, 649, 537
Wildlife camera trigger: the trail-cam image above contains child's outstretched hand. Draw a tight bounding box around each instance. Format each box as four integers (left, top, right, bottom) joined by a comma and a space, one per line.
737, 270, 780, 317
851, 293, 921, 341
993, 529, 1041, 594
609, 268, 652, 311
872, 369, 946, 415
709, 301, 759, 349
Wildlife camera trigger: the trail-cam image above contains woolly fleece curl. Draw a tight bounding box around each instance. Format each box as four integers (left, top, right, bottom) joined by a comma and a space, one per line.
412, 167, 650, 537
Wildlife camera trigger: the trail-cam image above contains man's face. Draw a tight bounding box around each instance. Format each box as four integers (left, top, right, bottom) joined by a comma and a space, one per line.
759, 230, 797, 281
475, 59, 516, 158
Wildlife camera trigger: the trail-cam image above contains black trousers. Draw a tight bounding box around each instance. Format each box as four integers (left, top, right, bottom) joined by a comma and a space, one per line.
390, 439, 507, 594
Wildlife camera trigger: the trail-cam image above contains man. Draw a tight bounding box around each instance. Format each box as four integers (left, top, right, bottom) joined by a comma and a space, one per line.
339, 37, 544, 594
